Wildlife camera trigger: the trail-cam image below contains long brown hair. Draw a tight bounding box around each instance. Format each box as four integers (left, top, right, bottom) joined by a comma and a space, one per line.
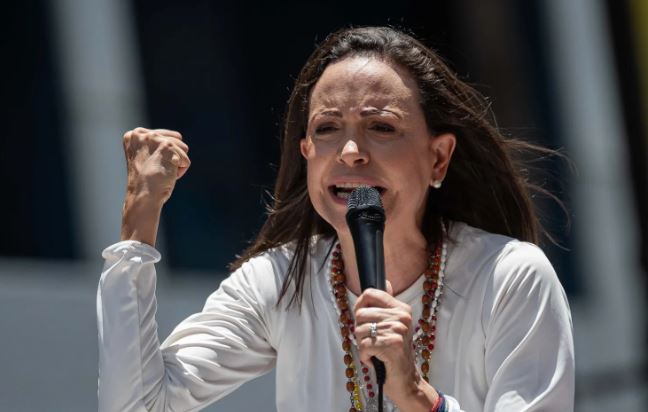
230, 26, 563, 309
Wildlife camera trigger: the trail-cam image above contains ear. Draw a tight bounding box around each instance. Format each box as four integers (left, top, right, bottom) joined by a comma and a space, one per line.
429, 133, 456, 184
300, 136, 312, 159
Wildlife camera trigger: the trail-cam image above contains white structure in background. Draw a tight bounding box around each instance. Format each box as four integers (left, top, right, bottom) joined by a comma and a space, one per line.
49, 0, 150, 257
543, 0, 646, 410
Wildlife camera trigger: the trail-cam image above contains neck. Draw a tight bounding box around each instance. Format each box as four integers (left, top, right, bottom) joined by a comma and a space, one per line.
338, 227, 429, 296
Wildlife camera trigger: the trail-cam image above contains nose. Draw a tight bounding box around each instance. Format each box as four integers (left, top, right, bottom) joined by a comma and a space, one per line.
338, 139, 369, 166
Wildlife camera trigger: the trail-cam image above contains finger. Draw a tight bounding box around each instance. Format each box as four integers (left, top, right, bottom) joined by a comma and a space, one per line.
166, 149, 191, 180
354, 307, 400, 324
156, 142, 186, 169
170, 147, 191, 179
174, 145, 191, 167
153, 129, 183, 140
160, 135, 189, 153
157, 139, 191, 166
357, 334, 406, 366
176, 156, 191, 179
354, 288, 402, 311
354, 321, 384, 342
386, 279, 394, 296
355, 319, 411, 342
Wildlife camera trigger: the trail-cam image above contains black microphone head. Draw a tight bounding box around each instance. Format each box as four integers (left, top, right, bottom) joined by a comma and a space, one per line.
346, 186, 384, 217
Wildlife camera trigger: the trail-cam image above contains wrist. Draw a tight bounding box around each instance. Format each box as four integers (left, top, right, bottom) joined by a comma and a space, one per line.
120, 193, 163, 246
389, 376, 439, 412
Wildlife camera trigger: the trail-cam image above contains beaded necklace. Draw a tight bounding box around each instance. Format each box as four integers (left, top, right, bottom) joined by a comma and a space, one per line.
328, 236, 447, 412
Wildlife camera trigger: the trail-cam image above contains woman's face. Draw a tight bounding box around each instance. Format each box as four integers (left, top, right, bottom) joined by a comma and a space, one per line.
300, 56, 455, 237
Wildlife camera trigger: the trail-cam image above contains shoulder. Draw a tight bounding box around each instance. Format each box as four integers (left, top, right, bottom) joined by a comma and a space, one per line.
446, 221, 571, 338
446, 221, 561, 299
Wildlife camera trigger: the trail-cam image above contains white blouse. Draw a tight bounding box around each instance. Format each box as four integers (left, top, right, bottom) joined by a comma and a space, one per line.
97, 221, 574, 411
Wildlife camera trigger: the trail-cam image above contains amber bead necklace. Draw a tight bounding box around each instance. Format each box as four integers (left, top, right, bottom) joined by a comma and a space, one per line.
328, 232, 447, 412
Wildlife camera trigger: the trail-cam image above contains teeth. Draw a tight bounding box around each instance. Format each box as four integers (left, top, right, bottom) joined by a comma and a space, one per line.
336, 191, 351, 199
334, 183, 372, 189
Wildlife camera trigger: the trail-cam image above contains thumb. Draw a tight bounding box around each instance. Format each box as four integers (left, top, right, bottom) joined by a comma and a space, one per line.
385, 279, 394, 296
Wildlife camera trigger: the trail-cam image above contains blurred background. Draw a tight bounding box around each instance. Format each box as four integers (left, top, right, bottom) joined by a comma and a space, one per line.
1, 0, 646, 410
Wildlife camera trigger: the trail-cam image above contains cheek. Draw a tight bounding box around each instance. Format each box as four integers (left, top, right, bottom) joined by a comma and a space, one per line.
305, 158, 327, 205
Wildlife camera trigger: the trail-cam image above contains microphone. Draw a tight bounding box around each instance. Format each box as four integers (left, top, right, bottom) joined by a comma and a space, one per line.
346, 186, 387, 406
346, 186, 386, 292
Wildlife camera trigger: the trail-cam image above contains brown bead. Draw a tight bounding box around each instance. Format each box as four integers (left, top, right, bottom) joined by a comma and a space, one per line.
422, 294, 431, 305
422, 349, 431, 360
422, 306, 431, 318
421, 322, 431, 333
342, 338, 351, 351
346, 381, 355, 392
346, 367, 355, 378
423, 375, 429, 382
420, 335, 430, 345
344, 354, 353, 365
340, 311, 351, 324
423, 280, 434, 292
335, 284, 346, 296
421, 361, 429, 373
341, 326, 349, 337
338, 299, 349, 310
424, 268, 435, 277
333, 273, 346, 284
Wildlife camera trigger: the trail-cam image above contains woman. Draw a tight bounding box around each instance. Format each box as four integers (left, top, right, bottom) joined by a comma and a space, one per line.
98, 27, 574, 411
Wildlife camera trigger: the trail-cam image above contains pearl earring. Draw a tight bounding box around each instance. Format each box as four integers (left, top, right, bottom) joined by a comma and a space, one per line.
432, 180, 442, 189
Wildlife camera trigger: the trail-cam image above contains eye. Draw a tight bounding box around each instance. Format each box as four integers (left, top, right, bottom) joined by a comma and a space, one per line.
370, 123, 395, 133
314, 124, 338, 134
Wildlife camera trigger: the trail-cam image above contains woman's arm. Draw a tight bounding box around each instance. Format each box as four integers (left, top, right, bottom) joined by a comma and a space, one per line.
97, 241, 277, 412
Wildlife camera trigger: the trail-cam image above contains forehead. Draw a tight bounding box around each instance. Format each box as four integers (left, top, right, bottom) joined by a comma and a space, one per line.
309, 56, 420, 111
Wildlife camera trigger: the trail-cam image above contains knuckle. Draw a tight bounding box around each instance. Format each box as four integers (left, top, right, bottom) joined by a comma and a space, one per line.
364, 289, 380, 300
399, 312, 412, 326
394, 323, 409, 335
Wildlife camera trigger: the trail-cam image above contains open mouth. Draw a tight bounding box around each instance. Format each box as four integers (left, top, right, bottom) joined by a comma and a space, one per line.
329, 183, 386, 200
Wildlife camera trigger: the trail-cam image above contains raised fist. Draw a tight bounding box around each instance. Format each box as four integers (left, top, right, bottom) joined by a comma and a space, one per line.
122, 127, 191, 205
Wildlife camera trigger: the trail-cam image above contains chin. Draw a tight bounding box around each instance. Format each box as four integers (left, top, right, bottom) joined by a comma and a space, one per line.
312, 205, 348, 237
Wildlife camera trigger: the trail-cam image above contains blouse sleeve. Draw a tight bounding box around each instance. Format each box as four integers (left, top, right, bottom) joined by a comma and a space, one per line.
478, 242, 575, 411
97, 240, 277, 412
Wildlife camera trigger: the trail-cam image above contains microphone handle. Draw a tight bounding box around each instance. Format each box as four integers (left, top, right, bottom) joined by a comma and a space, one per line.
349, 218, 387, 385
371, 233, 386, 386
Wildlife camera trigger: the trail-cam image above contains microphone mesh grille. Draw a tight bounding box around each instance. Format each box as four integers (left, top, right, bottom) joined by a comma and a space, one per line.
347, 186, 383, 211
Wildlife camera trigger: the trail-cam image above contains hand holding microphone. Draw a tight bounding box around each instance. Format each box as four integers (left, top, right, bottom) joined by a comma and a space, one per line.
346, 187, 419, 408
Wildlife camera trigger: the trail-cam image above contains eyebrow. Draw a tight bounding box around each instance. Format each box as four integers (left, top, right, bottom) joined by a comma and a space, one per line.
359, 107, 402, 118
311, 107, 403, 122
